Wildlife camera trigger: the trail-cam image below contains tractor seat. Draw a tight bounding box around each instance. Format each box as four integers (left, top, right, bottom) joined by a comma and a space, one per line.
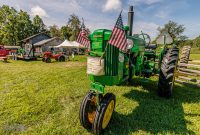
145, 44, 157, 50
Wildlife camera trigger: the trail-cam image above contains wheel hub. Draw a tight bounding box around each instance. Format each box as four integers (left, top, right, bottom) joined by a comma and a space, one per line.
87, 97, 97, 123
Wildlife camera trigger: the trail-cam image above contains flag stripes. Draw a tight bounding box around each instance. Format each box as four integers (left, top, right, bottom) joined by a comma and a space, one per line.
108, 12, 127, 52
77, 22, 90, 48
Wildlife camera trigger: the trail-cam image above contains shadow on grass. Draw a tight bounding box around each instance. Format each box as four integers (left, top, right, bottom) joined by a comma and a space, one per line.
106, 78, 199, 135
1, 61, 11, 63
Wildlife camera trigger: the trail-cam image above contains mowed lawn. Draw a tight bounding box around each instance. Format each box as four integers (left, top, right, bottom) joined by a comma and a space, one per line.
0, 56, 200, 135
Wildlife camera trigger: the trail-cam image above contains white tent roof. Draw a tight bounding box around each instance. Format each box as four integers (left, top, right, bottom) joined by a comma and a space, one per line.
55, 39, 75, 48
55, 40, 85, 48
71, 41, 86, 48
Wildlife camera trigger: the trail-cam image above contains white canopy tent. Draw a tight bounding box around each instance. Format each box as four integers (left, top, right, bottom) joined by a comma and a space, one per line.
55, 40, 85, 48
54, 40, 86, 55
55, 39, 75, 48
71, 41, 86, 48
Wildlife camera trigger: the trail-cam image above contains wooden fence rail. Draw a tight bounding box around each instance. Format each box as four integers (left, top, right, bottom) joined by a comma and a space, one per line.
175, 60, 200, 88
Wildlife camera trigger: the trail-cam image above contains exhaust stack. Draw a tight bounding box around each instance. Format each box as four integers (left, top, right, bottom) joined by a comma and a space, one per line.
128, 6, 134, 36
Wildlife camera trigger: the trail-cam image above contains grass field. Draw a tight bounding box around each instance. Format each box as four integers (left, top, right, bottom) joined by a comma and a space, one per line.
190, 54, 200, 61
0, 55, 200, 135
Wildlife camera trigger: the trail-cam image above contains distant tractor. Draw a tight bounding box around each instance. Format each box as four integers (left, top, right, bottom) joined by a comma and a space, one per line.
0, 45, 10, 62
42, 51, 66, 63
79, 6, 179, 134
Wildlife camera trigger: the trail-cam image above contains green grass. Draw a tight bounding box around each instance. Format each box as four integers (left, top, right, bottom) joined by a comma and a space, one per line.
190, 54, 200, 61
190, 48, 200, 54
0, 55, 200, 134
187, 47, 200, 61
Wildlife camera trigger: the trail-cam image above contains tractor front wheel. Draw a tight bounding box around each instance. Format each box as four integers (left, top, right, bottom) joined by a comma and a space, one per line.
45, 57, 51, 63
79, 91, 102, 130
92, 93, 116, 135
158, 47, 179, 98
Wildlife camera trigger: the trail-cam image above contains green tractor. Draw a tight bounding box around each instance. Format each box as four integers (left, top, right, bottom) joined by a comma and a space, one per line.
79, 6, 179, 134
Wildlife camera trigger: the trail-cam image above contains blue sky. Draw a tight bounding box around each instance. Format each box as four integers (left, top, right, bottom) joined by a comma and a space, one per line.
0, 0, 200, 39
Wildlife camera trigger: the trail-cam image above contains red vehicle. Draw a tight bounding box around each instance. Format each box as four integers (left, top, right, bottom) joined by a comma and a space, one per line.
0, 45, 10, 62
42, 51, 66, 63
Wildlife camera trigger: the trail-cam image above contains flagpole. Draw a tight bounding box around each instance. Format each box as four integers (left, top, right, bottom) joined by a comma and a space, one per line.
82, 18, 84, 26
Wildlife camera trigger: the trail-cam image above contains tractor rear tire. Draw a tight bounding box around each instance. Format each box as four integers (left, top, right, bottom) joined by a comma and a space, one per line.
158, 47, 179, 98
92, 93, 116, 135
59, 56, 65, 62
79, 91, 103, 130
180, 46, 191, 64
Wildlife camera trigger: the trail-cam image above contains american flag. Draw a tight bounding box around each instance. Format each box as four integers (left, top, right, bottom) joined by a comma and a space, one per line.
108, 12, 127, 52
77, 21, 90, 48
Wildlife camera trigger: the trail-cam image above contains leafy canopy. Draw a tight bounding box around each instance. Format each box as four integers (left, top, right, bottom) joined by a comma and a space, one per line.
156, 20, 187, 45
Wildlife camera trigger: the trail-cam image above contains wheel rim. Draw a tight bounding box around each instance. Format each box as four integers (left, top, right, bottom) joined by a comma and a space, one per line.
87, 96, 97, 124
102, 100, 115, 129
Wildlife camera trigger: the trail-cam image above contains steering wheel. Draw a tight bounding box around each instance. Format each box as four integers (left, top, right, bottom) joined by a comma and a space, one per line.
138, 33, 151, 47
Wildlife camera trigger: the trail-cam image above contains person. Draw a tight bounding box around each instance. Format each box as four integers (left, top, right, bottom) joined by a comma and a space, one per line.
50, 48, 55, 55
14, 50, 17, 60
17, 47, 25, 57
72, 51, 75, 61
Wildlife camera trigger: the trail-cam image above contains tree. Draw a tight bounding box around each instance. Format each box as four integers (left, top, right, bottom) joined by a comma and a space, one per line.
67, 14, 81, 41
49, 25, 61, 37
0, 5, 89, 45
179, 39, 193, 48
33, 15, 46, 34
16, 10, 33, 42
0, 5, 18, 45
156, 20, 187, 45
60, 25, 72, 40
0, 5, 48, 45
193, 35, 200, 49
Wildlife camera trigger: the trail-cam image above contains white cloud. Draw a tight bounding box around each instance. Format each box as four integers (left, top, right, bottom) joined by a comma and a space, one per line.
31, 6, 49, 17
145, 0, 163, 5
68, 0, 81, 11
103, 0, 122, 11
132, 0, 163, 5
134, 21, 159, 39
155, 10, 168, 19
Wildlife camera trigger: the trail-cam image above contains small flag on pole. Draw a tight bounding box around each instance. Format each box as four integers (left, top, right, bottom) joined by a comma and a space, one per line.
108, 11, 127, 52
77, 19, 90, 48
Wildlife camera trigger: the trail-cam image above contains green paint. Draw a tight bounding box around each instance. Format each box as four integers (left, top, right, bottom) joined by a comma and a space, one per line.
90, 82, 105, 94
88, 27, 171, 94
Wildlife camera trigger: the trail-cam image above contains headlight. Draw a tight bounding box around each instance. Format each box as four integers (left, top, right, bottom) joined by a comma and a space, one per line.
127, 39, 133, 49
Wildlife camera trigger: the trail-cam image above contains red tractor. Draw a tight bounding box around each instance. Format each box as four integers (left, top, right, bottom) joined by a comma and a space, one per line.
42, 52, 66, 63
0, 45, 10, 62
